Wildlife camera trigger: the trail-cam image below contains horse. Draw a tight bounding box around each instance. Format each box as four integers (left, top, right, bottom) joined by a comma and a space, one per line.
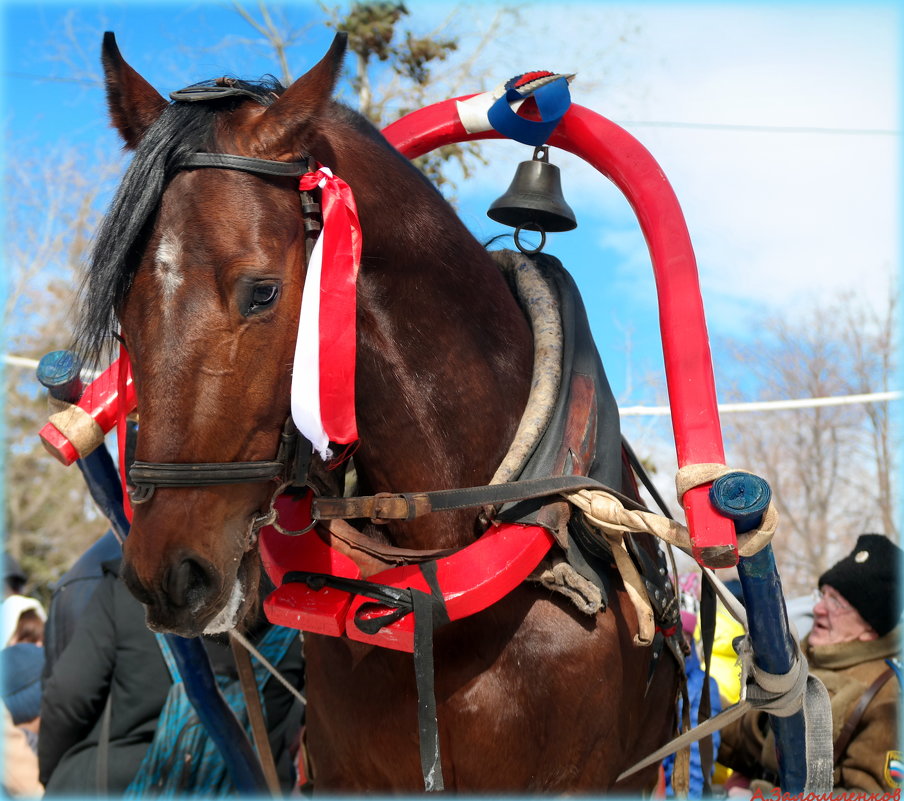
77, 31, 681, 792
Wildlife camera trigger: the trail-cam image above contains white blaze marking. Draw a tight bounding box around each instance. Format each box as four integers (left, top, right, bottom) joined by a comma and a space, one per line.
155, 232, 184, 299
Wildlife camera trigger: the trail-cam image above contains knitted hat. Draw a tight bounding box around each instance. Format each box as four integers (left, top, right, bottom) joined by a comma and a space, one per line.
1, 643, 44, 724
819, 534, 903, 637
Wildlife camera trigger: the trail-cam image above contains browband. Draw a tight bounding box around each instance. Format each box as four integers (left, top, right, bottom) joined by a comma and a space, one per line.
175, 153, 309, 177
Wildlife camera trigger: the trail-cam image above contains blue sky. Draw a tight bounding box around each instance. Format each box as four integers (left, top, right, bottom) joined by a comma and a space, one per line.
3, 2, 900, 440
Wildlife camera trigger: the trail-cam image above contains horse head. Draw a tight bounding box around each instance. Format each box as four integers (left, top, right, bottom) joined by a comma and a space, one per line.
82, 33, 532, 637
92, 33, 350, 635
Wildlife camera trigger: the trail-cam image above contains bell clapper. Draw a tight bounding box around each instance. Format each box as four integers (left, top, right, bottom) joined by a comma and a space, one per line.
513, 222, 546, 255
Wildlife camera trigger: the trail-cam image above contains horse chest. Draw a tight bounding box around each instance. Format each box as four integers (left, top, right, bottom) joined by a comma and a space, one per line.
302, 586, 672, 792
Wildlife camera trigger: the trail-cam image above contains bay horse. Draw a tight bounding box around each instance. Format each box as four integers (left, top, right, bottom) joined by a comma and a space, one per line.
78, 31, 680, 792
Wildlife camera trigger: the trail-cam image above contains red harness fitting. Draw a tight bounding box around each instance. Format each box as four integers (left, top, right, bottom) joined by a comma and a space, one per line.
260, 493, 555, 653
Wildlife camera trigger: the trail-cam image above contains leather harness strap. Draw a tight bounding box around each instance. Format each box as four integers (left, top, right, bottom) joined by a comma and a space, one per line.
833, 666, 894, 766
229, 634, 281, 796
312, 473, 648, 523
174, 152, 309, 176
326, 519, 454, 565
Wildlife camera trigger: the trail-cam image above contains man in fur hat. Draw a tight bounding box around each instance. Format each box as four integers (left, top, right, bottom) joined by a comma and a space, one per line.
719, 533, 902, 793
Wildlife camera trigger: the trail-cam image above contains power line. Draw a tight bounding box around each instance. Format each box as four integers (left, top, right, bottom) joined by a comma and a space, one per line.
614, 119, 899, 137
619, 391, 901, 416
4, 71, 101, 87
5, 353, 899, 414
6, 72, 898, 137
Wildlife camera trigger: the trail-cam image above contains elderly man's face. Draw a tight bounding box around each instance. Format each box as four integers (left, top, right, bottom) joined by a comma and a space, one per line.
809, 584, 878, 647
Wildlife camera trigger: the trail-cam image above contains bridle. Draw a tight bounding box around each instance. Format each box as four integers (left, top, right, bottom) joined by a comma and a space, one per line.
128, 415, 312, 505
127, 147, 322, 508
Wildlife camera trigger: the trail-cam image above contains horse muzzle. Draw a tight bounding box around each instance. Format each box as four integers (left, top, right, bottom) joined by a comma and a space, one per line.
120, 548, 250, 636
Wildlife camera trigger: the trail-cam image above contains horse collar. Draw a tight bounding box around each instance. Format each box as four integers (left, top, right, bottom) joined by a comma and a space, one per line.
260, 493, 555, 653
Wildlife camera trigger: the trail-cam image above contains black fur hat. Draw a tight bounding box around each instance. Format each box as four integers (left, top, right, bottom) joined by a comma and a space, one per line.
819, 534, 903, 637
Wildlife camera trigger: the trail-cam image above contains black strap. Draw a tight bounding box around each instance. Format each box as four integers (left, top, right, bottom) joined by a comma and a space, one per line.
833, 667, 894, 765
175, 153, 309, 177
411, 562, 447, 791
283, 563, 449, 791
128, 459, 286, 504
698, 579, 717, 795
170, 84, 265, 103
429, 474, 639, 513
130, 459, 285, 486
127, 418, 303, 503
622, 436, 675, 519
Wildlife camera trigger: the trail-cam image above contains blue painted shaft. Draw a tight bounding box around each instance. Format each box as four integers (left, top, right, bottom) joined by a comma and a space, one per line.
76, 446, 131, 543
737, 548, 808, 793
36, 351, 269, 795
165, 635, 269, 794
710, 472, 808, 793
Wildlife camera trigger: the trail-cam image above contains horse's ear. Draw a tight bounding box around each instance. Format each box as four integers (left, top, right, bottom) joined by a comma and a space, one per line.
101, 32, 168, 149
258, 32, 348, 149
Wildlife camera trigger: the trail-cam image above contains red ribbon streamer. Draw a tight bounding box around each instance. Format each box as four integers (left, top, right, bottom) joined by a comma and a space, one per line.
117, 344, 134, 523
299, 168, 362, 445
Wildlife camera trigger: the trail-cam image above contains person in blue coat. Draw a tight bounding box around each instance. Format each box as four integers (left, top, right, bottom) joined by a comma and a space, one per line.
663, 591, 723, 797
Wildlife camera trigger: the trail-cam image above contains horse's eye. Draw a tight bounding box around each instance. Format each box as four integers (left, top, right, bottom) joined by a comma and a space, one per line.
245, 283, 279, 315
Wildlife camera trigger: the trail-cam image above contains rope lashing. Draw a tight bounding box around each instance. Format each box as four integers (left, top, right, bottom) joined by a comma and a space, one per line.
675, 464, 778, 556
564, 465, 778, 558
617, 635, 826, 782
562, 464, 778, 646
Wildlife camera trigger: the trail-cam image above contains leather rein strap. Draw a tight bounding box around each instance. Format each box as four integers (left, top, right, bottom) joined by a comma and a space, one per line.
312, 474, 649, 524
229, 634, 281, 796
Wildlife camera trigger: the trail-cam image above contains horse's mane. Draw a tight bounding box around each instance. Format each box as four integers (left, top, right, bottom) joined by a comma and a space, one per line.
75, 78, 284, 367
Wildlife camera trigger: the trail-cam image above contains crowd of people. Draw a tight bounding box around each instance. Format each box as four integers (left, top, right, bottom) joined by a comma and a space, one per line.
2, 531, 900, 797
2, 538, 306, 798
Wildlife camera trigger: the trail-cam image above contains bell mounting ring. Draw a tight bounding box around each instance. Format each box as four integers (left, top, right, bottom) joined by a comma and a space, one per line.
513, 222, 547, 254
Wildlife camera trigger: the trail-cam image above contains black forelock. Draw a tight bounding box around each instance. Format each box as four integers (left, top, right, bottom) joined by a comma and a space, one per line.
73, 78, 285, 367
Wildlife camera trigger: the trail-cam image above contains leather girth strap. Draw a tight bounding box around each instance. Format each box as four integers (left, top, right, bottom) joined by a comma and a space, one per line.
833, 667, 894, 765
283, 562, 450, 791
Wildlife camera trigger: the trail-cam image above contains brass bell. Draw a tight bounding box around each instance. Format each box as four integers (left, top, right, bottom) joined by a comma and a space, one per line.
487, 146, 577, 233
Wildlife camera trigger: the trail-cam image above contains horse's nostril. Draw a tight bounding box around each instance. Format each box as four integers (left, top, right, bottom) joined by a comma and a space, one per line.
163, 557, 212, 609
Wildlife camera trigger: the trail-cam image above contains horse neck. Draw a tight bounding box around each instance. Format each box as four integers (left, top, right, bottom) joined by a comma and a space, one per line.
316, 116, 534, 550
